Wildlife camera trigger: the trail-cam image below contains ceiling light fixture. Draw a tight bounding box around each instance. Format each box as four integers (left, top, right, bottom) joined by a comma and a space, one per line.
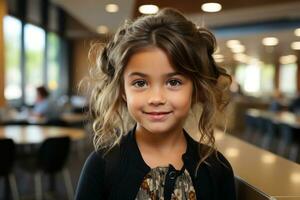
97, 25, 109, 34
226, 40, 240, 49
105, 4, 119, 13
138, 4, 159, 14
213, 54, 224, 59
291, 41, 300, 50
262, 37, 278, 46
279, 55, 297, 65
201, 3, 222, 13
231, 45, 245, 53
215, 58, 224, 63
213, 54, 224, 63
233, 53, 249, 63
295, 28, 300, 37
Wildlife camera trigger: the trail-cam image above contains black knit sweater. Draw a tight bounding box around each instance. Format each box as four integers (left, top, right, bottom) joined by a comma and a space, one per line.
75, 126, 236, 200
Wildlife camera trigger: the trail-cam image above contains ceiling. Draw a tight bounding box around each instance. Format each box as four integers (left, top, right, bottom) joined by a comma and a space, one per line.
52, 0, 300, 34
51, 0, 300, 66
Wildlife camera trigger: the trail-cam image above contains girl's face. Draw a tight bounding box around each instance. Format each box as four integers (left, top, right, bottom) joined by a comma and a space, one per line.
123, 47, 193, 135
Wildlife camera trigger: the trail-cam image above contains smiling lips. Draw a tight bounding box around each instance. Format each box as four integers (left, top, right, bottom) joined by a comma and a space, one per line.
143, 111, 172, 121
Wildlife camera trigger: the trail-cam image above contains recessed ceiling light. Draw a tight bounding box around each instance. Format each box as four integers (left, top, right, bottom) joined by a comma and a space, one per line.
233, 53, 249, 63
97, 25, 109, 34
262, 37, 278, 46
295, 28, 300, 37
201, 3, 222, 13
249, 58, 263, 65
105, 4, 119, 13
213, 54, 224, 63
139, 4, 159, 14
215, 58, 224, 63
231, 45, 245, 53
279, 55, 297, 65
226, 40, 240, 48
213, 54, 224, 59
291, 41, 300, 50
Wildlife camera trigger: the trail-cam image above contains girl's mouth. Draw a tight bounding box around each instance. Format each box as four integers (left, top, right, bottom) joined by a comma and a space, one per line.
143, 111, 172, 121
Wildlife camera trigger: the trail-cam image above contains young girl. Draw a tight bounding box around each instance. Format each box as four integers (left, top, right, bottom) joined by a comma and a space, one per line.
75, 8, 236, 200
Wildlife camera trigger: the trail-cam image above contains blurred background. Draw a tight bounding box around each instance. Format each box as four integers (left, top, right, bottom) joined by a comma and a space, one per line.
1, 0, 300, 131
1, 0, 300, 199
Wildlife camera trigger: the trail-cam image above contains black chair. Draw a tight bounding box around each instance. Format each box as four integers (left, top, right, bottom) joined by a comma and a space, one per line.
0, 139, 19, 200
34, 136, 73, 200
279, 125, 300, 162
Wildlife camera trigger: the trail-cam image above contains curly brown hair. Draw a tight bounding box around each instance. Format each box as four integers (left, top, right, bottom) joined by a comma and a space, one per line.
87, 8, 231, 169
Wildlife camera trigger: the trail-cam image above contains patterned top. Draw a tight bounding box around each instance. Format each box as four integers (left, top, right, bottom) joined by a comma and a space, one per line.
135, 165, 197, 200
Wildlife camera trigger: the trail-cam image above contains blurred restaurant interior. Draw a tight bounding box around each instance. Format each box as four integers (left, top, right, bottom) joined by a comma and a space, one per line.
0, 0, 300, 199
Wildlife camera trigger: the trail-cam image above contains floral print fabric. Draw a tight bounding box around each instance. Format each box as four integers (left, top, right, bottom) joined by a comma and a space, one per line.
135, 166, 197, 200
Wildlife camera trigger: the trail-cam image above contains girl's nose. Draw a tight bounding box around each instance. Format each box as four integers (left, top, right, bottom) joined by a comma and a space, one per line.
147, 87, 166, 106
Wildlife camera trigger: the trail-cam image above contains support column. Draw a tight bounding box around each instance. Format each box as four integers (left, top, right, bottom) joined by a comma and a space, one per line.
0, 0, 7, 107
296, 51, 300, 93
274, 61, 280, 91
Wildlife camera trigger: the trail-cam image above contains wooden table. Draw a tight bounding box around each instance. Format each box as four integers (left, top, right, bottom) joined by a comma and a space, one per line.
60, 112, 87, 124
215, 129, 300, 199
0, 125, 85, 144
1, 110, 88, 126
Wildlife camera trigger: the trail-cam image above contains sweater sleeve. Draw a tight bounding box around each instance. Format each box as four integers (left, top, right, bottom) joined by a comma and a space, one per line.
75, 151, 106, 200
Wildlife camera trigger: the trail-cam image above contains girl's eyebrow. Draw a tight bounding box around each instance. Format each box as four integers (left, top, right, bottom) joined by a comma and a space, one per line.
128, 72, 182, 78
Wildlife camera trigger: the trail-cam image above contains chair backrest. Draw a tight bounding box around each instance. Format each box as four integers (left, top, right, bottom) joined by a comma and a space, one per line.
38, 136, 71, 173
0, 139, 16, 176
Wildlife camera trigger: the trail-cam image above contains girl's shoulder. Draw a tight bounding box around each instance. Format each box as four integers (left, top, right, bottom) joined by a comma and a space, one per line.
200, 143, 233, 171
183, 130, 233, 171
186, 137, 233, 175
82, 142, 122, 172
202, 146, 234, 182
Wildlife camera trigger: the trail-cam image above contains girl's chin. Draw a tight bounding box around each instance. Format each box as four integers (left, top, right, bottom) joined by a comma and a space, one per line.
138, 123, 175, 134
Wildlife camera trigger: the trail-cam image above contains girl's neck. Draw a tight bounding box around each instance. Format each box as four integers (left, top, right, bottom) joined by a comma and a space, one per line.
135, 124, 186, 155
135, 124, 187, 170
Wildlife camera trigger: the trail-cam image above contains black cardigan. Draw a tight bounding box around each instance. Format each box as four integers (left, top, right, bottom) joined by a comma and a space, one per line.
75, 127, 236, 200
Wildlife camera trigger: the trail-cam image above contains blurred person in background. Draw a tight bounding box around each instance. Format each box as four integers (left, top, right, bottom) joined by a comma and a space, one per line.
269, 89, 285, 112
288, 92, 300, 115
31, 86, 51, 118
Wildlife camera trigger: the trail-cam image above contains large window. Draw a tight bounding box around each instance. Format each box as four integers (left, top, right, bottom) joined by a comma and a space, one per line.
3, 1, 68, 107
260, 64, 275, 95
235, 64, 261, 95
47, 32, 60, 92
3, 16, 22, 100
244, 64, 261, 94
24, 23, 45, 105
4, 16, 64, 106
279, 63, 297, 96
235, 63, 275, 96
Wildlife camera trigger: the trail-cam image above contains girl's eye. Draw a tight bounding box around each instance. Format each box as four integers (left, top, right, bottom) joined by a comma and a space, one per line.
167, 79, 182, 87
132, 80, 147, 88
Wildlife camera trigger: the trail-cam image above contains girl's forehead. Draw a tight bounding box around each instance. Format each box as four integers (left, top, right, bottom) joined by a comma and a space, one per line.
123, 47, 179, 76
